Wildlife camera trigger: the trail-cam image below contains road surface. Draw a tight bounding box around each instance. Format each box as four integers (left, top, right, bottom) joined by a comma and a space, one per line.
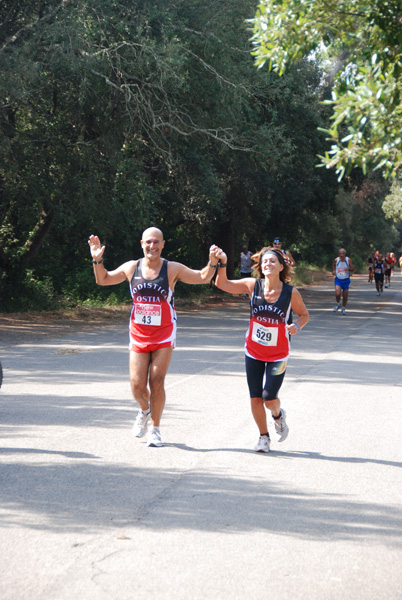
1, 273, 401, 599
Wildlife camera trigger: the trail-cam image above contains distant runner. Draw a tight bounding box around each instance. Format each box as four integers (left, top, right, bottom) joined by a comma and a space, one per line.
332, 248, 354, 315
384, 252, 394, 288
367, 251, 375, 284
374, 253, 385, 295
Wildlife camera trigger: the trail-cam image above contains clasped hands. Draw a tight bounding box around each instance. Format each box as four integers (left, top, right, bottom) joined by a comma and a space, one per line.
209, 245, 226, 266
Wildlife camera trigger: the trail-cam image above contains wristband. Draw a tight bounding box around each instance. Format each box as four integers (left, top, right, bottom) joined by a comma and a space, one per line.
218, 262, 227, 268
92, 259, 103, 265
208, 262, 218, 269
294, 322, 300, 332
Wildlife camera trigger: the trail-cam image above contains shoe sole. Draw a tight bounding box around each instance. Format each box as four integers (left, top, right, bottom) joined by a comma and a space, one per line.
254, 447, 270, 453
147, 441, 163, 447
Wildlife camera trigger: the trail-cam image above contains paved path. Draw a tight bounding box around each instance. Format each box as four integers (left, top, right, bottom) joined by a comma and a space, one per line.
1, 273, 402, 600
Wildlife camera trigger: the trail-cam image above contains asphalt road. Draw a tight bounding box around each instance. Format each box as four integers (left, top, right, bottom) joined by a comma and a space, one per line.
1, 273, 402, 600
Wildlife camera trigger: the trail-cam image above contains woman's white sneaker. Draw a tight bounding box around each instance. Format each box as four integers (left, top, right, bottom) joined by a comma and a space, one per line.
274, 409, 289, 442
254, 435, 270, 452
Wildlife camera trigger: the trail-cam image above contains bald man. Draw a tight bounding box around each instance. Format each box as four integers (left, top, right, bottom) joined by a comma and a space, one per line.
89, 228, 221, 447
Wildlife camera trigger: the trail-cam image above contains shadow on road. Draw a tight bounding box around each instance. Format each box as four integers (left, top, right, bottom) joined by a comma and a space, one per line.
1, 457, 401, 545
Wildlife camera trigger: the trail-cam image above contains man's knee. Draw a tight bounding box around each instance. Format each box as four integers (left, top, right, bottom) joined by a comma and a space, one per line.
130, 376, 148, 398
149, 371, 166, 393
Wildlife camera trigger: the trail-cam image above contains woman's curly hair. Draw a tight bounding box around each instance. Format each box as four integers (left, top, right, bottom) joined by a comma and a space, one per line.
251, 246, 293, 283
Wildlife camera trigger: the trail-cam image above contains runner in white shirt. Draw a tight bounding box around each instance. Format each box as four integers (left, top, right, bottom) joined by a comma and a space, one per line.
332, 248, 354, 315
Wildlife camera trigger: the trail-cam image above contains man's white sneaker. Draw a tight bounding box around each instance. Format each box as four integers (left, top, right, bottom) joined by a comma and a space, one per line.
333, 303, 341, 312
132, 409, 151, 437
274, 409, 289, 442
254, 436, 270, 453
341, 307, 346, 315
147, 427, 163, 447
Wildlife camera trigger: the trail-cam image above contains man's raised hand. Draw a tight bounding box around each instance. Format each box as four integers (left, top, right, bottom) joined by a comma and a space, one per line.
88, 235, 105, 261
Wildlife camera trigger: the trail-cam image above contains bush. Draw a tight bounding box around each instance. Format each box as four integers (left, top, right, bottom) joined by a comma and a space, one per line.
0, 270, 58, 312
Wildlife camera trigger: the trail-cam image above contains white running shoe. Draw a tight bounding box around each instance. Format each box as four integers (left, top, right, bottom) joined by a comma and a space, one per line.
147, 427, 163, 447
274, 409, 289, 442
254, 435, 270, 453
333, 303, 341, 312
132, 409, 151, 437
341, 307, 346, 315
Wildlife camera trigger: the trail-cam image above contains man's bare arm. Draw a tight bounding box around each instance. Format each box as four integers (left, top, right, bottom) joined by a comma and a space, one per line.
88, 234, 135, 286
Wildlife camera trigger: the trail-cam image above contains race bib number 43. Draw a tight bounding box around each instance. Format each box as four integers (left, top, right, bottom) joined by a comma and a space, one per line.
134, 303, 162, 326
251, 322, 278, 346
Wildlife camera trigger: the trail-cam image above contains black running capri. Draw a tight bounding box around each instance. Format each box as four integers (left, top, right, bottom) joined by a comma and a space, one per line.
245, 355, 286, 400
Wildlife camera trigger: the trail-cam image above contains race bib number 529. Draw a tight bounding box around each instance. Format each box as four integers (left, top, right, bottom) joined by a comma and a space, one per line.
251, 322, 278, 346
134, 303, 162, 326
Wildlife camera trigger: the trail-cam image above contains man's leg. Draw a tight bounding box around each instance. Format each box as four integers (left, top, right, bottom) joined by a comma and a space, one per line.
342, 288, 349, 307
129, 350, 151, 411
333, 284, 342, 311
147, 346, 174, 427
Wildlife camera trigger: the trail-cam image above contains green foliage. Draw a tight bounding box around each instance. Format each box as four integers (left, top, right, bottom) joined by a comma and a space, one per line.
0, 0, 400, 311
1, 270, 58, 312
382, 180, 402, 222
250, 0, 402, 179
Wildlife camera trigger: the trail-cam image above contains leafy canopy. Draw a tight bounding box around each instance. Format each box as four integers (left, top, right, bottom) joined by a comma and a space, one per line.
250, 0, 402, 180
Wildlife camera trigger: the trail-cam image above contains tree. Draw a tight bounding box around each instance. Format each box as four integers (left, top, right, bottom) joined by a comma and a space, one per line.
1, 0, 397, 311
382, 180, 402, 222
250, 0, 402, 180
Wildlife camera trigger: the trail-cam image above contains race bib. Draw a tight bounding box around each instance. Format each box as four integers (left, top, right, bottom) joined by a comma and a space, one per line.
251, 322, 278, 346
134, 303, 162, 326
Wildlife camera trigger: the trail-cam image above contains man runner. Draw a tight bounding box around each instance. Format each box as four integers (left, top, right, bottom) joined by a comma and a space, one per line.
332, 248, 354, 315
89, 228, 221, 447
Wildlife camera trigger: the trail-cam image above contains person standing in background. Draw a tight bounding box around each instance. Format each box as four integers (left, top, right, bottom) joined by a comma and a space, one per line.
272, 237, 295, 267
239, 245, 253, 278
239, 244, 253, 299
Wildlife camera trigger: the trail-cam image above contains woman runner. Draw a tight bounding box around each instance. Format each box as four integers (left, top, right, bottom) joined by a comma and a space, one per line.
215, 246, 309, 452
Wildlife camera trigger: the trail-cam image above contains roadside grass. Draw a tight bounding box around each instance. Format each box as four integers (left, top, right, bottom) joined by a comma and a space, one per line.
0, 265, 331, 321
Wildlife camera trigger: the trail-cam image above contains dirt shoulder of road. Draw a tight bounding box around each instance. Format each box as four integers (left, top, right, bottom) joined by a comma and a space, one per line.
0, 271, 332, 346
